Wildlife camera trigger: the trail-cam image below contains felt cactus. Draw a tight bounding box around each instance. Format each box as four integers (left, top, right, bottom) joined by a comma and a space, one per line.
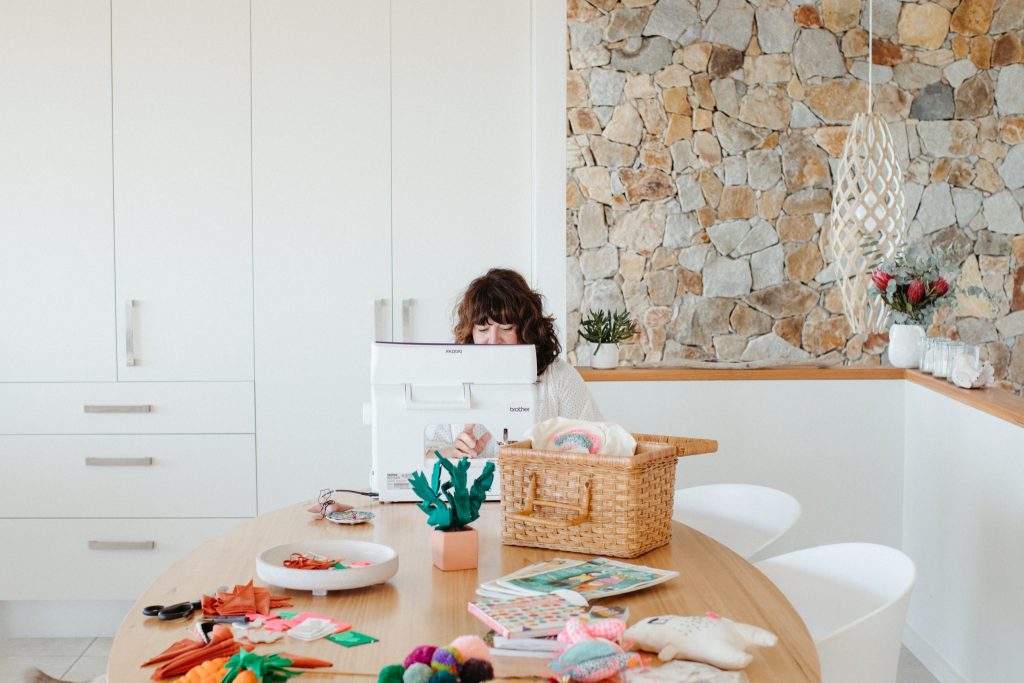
408, 452, 494, 530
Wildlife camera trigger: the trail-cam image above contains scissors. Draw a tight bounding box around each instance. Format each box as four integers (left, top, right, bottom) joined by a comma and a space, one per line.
142, 600, 201, 621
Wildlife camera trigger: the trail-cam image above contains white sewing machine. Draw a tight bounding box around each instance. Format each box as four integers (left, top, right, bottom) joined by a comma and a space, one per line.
368, 342, 538, 502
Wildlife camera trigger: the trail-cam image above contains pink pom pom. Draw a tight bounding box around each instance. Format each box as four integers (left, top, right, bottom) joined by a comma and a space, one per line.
448, 635, 491, 664
403, 644, 437, 668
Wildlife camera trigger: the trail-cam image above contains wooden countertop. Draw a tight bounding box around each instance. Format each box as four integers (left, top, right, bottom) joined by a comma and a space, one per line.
579, 366, 1024, 430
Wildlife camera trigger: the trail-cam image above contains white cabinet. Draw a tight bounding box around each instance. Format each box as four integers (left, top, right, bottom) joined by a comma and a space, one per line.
390, 0, 534, 343
251, 0, 391, 511
0, 0, 115, 383
112, 0, 253, 381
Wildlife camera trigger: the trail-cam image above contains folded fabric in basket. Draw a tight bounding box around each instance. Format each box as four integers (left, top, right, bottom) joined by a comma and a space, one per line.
526, 418, 637, 456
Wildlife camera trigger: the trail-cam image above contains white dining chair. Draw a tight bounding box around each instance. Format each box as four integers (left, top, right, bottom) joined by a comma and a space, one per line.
672, 484, 802, 560
755, 542, 917, 683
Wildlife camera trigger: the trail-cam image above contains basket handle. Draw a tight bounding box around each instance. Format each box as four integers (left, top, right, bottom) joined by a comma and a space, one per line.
508, 473, 591, 528
632, 433, 718, 457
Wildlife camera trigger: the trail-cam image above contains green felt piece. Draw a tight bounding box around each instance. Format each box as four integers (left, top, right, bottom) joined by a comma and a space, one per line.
274, 611, 297, 619
331, 563, 348, 569
327, 630, 379, 647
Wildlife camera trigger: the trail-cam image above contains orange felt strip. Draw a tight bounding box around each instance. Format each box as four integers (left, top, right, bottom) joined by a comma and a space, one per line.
152, 641, 252, 680
141, 638, 203, 667
279, 654, 333, 669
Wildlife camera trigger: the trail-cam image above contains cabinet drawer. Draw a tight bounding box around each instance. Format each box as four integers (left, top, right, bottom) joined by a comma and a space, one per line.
0, 382, 254, 434
0, 435, 256, 518
0, 518, 244, 600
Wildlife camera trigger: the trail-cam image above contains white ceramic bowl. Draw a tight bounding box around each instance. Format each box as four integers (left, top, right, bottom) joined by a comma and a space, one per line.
256, 540, 398, 595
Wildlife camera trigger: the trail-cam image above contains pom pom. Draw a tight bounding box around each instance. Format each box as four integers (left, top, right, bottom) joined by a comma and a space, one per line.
428, 672, 459, 683
459, 658, 495, 683
403, 645, 438, 669
378, 664, 405, 683
429, 646, 463, 675
448, 635, 490, 664
403, 662, 434, 683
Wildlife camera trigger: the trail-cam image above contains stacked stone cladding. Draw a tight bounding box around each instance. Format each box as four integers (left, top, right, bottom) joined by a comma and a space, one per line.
566, 0, 1024, 391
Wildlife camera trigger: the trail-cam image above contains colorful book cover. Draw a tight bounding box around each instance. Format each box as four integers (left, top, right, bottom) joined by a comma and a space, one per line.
467, 594, 588, 638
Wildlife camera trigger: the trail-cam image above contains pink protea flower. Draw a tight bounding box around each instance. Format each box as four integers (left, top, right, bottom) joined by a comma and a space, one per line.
871, 268, 892, 291
930, 276, 949, 296
907, 278, 925, 304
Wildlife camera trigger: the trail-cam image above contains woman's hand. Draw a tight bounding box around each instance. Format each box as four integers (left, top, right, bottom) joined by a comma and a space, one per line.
453, 424, 492, 458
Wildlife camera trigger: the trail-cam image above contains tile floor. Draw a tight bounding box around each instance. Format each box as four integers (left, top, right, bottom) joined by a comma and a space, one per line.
0, 637, 940, 683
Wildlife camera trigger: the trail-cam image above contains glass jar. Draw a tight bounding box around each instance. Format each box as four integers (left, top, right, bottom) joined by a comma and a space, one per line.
949, 343, 980, 381
919, 338, 936, 374
931, 340, 952, 378
942, 342, 965, 382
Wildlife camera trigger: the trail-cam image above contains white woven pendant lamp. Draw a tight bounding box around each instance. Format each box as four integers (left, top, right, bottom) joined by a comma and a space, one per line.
827, 0, 907, 335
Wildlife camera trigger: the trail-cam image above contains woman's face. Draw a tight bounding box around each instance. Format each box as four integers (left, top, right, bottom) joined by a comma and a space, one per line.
472, 319, 519, 345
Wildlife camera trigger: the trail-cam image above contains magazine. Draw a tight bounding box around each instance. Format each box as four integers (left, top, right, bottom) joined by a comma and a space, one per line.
478, 557, 678, 601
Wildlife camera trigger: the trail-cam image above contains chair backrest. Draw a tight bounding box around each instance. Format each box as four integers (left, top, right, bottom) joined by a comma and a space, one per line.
755, 543, 917, 683
672, 484, 802, 560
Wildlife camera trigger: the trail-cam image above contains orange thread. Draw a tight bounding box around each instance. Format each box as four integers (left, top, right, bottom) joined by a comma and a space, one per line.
282, 553, 340, 570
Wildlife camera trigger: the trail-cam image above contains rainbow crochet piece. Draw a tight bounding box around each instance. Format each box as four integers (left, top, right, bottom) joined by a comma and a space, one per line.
550, 428, 602, 454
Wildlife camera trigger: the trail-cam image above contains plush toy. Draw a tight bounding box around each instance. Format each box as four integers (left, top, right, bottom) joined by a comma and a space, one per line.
624, 613, 777, 670
548, 617, 645, 682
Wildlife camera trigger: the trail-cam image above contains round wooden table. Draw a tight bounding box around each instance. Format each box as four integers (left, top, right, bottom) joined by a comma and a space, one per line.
109, 495, 819, 681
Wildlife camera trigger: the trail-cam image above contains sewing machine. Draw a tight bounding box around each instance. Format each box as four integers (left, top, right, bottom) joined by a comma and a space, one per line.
368, 342, 538, 502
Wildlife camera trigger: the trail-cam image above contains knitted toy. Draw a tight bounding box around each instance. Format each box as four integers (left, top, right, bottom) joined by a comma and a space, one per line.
624, 613, 778, 670
548, 618, 645, 682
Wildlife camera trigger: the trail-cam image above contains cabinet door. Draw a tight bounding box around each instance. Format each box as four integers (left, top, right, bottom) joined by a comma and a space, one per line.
252, 0, 391, 509
391, 0, 534, 342
0, 1, 115, 382
112, 0, 253, 381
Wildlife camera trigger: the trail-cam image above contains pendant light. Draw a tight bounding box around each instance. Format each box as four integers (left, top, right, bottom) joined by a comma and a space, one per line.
827, 0, 907, 336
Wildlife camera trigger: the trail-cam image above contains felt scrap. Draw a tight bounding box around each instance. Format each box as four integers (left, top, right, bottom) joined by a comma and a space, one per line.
143, 625, 254, 680
202, 579, 292, 617
281, 611, 351, 633
326, 630, 378, 647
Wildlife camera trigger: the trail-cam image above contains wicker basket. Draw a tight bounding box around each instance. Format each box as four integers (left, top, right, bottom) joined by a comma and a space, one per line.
498, 433, 718, 558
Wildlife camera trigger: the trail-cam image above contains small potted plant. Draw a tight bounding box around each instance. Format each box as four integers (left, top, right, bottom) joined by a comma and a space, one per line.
408, 452, 494, 571
579, 309, 638, 369
870, 245, 953, 368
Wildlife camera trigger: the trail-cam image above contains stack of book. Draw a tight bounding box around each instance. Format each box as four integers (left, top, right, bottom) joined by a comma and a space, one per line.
468, 557, 677, 658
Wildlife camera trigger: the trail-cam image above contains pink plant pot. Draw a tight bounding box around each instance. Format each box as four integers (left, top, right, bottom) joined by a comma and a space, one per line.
431, 526, 478, 571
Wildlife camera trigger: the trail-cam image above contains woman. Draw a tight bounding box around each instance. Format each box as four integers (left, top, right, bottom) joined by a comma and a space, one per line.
426, 268, 603, 459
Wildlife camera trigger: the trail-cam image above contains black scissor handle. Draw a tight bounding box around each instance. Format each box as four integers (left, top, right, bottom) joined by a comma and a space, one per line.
142, 601, 200, 620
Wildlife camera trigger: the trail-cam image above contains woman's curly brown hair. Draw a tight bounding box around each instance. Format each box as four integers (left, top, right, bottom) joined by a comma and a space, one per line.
453, 268, 561, 377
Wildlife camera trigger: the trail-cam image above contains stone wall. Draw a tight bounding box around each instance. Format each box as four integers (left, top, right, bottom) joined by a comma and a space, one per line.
564, 0, 1024, 390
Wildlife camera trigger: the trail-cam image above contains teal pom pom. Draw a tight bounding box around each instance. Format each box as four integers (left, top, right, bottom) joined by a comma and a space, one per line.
430, 646, 463, 674
428, 672, 459, 683
378, 664, 405, 683
403, 663, 433, 683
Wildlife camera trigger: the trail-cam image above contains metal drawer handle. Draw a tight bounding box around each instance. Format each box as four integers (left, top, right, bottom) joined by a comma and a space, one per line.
401, 298, 412, 341
85, 457, 153, 467
84, 404, 153, 413
88, 540, 155, 551
126, 299, 137, 366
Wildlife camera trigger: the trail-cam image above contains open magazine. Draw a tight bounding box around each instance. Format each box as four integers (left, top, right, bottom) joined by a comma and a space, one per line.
477, 557, 678, 601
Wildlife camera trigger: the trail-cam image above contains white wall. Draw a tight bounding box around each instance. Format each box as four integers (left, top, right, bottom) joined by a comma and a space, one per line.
588, 380, 906, 556
902, 383, 1024, 683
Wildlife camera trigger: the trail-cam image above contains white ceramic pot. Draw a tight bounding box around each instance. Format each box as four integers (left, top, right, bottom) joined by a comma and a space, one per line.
888, 324, 924, 368
590, 343, 619, 369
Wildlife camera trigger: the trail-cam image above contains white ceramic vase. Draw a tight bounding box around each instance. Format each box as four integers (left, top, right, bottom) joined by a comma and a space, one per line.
888, 324, 924, 368
590, 343, 619, 369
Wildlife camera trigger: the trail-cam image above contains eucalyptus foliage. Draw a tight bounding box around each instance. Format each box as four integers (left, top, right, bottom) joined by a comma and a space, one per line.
408, 452, 494, 531
579, 309, 638, 353
871, 244, 957, 325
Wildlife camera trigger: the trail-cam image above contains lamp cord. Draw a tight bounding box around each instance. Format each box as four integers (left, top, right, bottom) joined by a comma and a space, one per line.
868, 0, 873, 114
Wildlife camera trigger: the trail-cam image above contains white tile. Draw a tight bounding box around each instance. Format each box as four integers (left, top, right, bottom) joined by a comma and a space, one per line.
898, 645, 940, 683
0, 655, 78, 683
82, 639, 112, 658
64, 655, 107, 681
0, 638, 93, 658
